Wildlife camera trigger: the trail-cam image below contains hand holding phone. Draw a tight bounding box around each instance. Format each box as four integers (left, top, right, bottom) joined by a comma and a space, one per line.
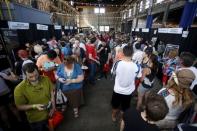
58, 78, 66, 83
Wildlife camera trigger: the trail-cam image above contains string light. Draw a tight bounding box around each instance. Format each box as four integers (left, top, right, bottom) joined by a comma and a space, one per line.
73, 1, 134, 7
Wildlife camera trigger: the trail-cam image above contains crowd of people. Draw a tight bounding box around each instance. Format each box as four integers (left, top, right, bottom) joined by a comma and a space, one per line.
0, 31, 196, 131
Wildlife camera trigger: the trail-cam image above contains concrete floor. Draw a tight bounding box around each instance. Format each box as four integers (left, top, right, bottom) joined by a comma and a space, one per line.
56, 78, 120, 131
56, 78, 162, 131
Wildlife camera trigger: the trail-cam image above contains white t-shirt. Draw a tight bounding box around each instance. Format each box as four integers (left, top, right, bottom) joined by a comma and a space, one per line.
158, 88, 184, 120
114, 61, 142, 95
80, 42, 86, 52
132, 50, 144, 64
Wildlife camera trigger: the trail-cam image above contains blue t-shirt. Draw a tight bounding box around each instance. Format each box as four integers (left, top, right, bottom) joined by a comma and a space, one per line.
61, 45, 72, 57
56, 63, 83, 91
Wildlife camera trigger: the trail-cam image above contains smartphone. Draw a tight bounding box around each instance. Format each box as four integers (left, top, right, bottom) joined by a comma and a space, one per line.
41, 101, 52, 110
41, 104, 48, 110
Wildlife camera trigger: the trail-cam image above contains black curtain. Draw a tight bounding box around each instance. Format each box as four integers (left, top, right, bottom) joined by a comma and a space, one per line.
0, 20, 8, 28
180, 28, 197, 57
17, 28, 35, 45
33, 24, 50, 41
54, 29, 62, 40
157, 33, 183, 45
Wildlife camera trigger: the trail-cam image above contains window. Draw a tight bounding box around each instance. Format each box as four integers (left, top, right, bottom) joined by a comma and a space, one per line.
94, 8, 99, 13
99, 26, 105, 32
145, 0, 150, 9
105, 26, 109, 32
123, 13, 126, 19
156, 0, 164, 4
99, 26, 109, 32
139, 1, 143, 12
129, 9, 132, 17
100, 8, 105, 13
94, 8, 105, 14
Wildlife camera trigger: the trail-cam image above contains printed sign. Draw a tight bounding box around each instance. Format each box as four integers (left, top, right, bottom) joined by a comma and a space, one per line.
64, 26, 69, 29
182, 31, 189, 38
70, 26, 73, 30
8, 21, 29, 30
135, 28, 139, 32
168, 28, 183, 34
163, 44, 179, 58
36, 24, 48, 30
54, 25, 61, 30
158, 28, 168, 33
142, 28, 149, 32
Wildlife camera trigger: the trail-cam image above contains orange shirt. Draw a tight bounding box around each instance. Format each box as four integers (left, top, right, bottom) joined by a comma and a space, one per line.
36, 54, 61, 69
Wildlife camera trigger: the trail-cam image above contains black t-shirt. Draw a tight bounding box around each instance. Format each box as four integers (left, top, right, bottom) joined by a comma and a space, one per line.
98, 44, 111, 62
123, 107, 159, 131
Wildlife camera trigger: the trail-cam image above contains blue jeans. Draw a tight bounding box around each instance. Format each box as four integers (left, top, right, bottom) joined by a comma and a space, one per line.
88, 62, 96, 84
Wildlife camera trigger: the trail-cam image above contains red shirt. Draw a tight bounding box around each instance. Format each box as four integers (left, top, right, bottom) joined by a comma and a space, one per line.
86, 44, 97, 60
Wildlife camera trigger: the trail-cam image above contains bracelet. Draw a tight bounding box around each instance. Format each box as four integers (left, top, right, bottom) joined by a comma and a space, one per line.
32, 104, 37, 109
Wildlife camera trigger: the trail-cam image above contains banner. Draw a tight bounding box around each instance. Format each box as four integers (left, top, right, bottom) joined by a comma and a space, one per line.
64, 26, 69, 29
158, 28, 168, 33
135, 28, 139, 32
168, 28, 183, 34
158, 28, 183, 34
36, 24, 48, 30
8, 21, 29, 30
142, 28, 149, 32
54, 25, 61, 30
70, 26, 73, 30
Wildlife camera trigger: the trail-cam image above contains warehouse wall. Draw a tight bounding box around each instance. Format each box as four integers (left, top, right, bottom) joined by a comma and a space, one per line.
77, 6, 121, 31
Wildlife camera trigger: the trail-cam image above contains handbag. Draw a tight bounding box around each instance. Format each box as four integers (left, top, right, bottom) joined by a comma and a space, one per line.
48, 111, 64, 130
56, 89, 67, 105
103, 63, 110, 73
55, 82, 67, 105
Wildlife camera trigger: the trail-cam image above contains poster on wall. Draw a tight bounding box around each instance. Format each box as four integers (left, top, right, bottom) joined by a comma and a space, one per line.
0, 35, 11, 71
0, 29, 20, 68
163, 44, 179, 58
151, 37, 158, 46
182, 31, 189, 38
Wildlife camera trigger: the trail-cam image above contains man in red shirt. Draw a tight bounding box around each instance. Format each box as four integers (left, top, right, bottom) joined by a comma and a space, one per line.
86, 37, 100, 85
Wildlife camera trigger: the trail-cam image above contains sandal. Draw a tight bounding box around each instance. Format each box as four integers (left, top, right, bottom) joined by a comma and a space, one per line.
74, 110, 79, 118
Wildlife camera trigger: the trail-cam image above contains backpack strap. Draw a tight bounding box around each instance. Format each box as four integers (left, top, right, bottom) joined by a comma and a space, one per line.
111, 60, 121, 75
135, 63, 141, 77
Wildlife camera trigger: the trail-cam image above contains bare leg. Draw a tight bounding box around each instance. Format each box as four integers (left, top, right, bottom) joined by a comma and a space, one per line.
112, 108, 119, 122
137, 94, 144, 111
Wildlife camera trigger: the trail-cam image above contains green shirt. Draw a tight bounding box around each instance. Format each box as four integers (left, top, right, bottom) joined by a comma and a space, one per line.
14, 76, 54, 123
